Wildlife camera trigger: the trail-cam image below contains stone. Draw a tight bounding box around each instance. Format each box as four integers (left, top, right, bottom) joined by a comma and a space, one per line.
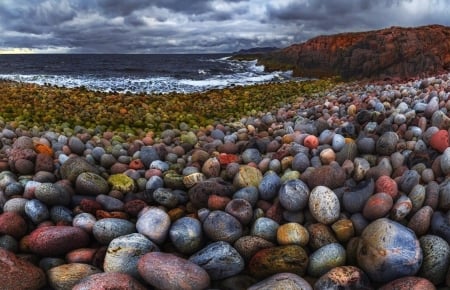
233, 165, 263, 189
68, 136, 86, 155
309, 185, 340, 225
28, 226, 90, 256
169, 217, 203, 255
250, 217, 279, 242
92, 218, 136, 245
136, 207, 171, 244
107, 173, 136, 192
47, 263, 102, 290
0, 211, 28, 239
306, 162, 346, 189
75, 172, 110, 196
418, 234, 450, 285
60, 156, 99, 183
314, 266, 372, 290
188, 178, 234, 209
0, 248, 46, 290
35, 182, 71, 206
430, 129, 449, 153
189, 241, 244, 280
362, 192, 393, 220
276, 222, 309, 246
203, 210, 243, 243
343, 178, 374, 214
307, 243, 346, 277
73, 272, 147, 290
375, 175, 398, 199
248, 245, 309, 279
376, 131, 399, 156
25, 198, 50, 225
258, 171, 281, 200
441, 147, 450, 175
233, 235, 275, 261
378, 276, 436, 290
247, 273, 312, 290
138, 252, 210, 290
104, 233, 159, 278
278, 179, 310, 211
224, 198, 253, 225
357, 218, 422, 283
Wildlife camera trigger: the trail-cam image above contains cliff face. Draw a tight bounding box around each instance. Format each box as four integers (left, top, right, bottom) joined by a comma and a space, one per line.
260, 25, 450, 80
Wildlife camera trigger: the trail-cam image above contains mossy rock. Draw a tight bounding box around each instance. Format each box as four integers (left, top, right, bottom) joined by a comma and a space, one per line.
107, 173, 136, 193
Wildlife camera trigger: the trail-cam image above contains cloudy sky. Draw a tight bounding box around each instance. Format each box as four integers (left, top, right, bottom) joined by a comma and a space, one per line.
0, 0, 449, 54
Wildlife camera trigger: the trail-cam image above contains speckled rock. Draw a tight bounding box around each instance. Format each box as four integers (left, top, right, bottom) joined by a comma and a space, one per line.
0, 248, 46, 290
107, 173, 136, 192
398, 170, 420, 194
92, 218, 136, 245
73, 272, 147, 290
376, 131, 399, 156
418, 234, 450, 285
233, 235, 275, 261
307, 243, 346, 277
362, 192, 393, 220
307, 223, 339, 250
258, 171, 281, 200
169, 217, 204, 254
225, 198, 253, 225
136, 207, 171, 244
59, 156, 99, 183
233, 165, 263, 188
24, 198, 50, 224
309, 185, 340, 224
203, 210, 243, 243
189, 241, 244, 280
28, 226, 91, 256
0, 211, 28, 239
441, 147, 450, 175
378, 276, 436, 290
247, 273, 312, 290
47, 263, 102, 290
278, 179, 310, 211
357, 218, 422, 283
104, 233, 159, 278
251, 217, 279, 242
34, 182, 71, 206
138, 252, 210, 290
314, 266, 372, 290
277, 222, 309, 246
68, 136, 86, 155
343, 178, 374, 214
408, 205, 433, 236
75, 172, 109, 196
306, 162, 346, 189
248, 245, 309, 279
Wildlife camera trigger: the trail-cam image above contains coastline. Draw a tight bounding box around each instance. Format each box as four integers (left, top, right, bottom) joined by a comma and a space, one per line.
1, 73, 450, 288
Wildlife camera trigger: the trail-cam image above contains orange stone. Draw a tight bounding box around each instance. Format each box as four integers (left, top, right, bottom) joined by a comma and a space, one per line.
34, 143, 54, 156
207, 195, 231, 210
129, 159, 144, 170
375, 175, 399, 199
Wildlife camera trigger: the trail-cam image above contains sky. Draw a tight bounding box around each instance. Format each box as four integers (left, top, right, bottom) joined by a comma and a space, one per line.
0, 0, 449, 54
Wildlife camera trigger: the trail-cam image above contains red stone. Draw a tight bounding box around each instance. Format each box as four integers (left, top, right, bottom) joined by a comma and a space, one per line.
378, 276, 435, 290
208, 194, 231, 210
0, 212, 27, 239
375, 175, 399, 199
218, 153, 240, 167
28, 226, 90, 256
129, 159, 144, 170
66, 248, 97, 264
124, 199, 147, 217
80, 199, 103, 215
362, 192, 393, 220
430, 129, 449, 153
73, 272, 147, 290
304, 135, 319, 149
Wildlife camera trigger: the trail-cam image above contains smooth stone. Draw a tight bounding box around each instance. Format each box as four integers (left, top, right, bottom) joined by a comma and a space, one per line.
25, 199, 50, 224
104, 233, 159, 278
309, 185, 340, 225
138, 252, 210, 290
47, 263, 102, 290
34, 182, 71, 206
96, 194, 124, 211
398, 170, 420, 194
248, 245, 309, 279
362, 192, 393, 220
378, 276, 436, 290
203, 210, 243, 243
335, 142, 358, 165
73, 272, 147, 290
314, 265, 372, 290
431, 211, 450, 242
233, 165, 263, 189
430, 129, 449, 153
107, 173, 136, 192
75, 172, 109, 196
331, 218, 355, 242
225, 198, 253, 225
233, 235, 275, 261
242, 148, 262, 164
375, 175, 398, 199
258, 171, 281, 200
189, 241, 244, 280
408, 184, 426, 214
247, 273, 312, 290
278, 179, 310, 211
188, 178, 234, 209
357, 137, 376, 154
72, 212, 97, 234
307, 223, 339, 250
39, 257, 65, 272
332, 134, 345, 151
277, 222, 309, 246
307, 243, 346, 278
390, 194, 413, 221
306, 162, 346, 189
145, 175, 164, 192
0, 248, 46, 290
0, 211, 28, 239
68, 136, 86, 155
376, 131, 399, 156
28, 226, 91, 256
150, 160, 169, 172
357, 218, 422, 283
292, 152, 310, 172
139, 146, 160, 168
169, 217, 203, 254
152, 187, 178, 208
353, 157, 370, 181
251, 217, 279, 242
441, 147, 450, 175
59, 156, 99, 183
93, 218, 136, 245
418, 234, 450, 284
0, 234, 18, 252
408, 205, 434, 237
136, 207, 171, 244
214, 274, 257, 290
439, 178, 450, 210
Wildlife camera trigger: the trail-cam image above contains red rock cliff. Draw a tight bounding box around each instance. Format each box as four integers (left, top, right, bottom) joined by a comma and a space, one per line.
260, 25, 450, 80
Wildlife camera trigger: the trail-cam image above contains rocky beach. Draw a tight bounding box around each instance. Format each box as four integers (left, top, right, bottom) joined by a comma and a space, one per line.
0, 71, 449, 289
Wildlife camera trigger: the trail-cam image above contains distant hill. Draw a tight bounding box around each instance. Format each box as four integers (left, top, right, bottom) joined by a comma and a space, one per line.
256, 25, 450, 80
230, 47, 279, 61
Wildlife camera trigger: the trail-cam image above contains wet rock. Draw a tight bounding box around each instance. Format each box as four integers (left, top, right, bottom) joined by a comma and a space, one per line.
203, 210, 243, 243
306, 162, 346, 189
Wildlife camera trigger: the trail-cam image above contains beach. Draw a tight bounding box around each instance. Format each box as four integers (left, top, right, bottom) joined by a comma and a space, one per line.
1, 74, 450, 289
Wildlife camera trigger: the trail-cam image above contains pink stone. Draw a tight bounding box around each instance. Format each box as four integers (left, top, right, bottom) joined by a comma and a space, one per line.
28, 226, 90, 256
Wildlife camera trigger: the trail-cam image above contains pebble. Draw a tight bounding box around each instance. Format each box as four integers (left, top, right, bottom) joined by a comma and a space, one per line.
258, 171, 281, 200
73, 272, 147, 290
25, 198, 50, 224
189, 241, 245, 280
357, 218, 422, 283
233, 165, 263, 188
309, 185, 340, 224
378, 276, 436, 290
362, 192, 393, 220
136, 207, 171, 244
278, 179, 310, 211
203, 210, 243, 243
104, 233, 159, 278
276, 222, 309, 246
418, 234, 450, 285
307, 243, 346, 277
0, 211, 28, 239
169, 217, 203, 254
248, 273, 312, 290
47, 263, 102, 290
75, 172, 109, 196
233, 235, 275, 261
35, 182, 71, 206
225, 198, 253, 225
314, 266, 372, 290
250, 217, 279, 242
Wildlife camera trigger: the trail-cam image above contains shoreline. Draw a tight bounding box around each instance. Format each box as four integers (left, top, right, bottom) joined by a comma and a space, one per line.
1, 73, 450, 288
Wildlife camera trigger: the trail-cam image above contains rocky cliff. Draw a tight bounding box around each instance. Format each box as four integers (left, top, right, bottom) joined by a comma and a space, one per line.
259, 25, 450, 80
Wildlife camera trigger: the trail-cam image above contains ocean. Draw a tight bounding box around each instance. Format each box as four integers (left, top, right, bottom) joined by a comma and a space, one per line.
0, 54, 292, 94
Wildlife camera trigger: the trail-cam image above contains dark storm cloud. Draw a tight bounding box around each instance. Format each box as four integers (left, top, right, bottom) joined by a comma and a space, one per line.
0, 0, 449, 53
